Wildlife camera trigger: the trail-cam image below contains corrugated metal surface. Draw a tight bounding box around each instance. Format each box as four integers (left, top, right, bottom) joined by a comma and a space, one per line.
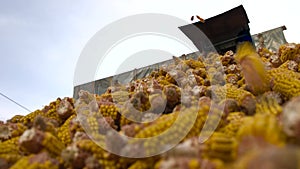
252, 26, 287, 52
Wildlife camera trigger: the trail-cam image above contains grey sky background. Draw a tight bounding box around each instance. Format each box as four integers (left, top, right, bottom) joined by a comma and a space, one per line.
0, 0, 299, 121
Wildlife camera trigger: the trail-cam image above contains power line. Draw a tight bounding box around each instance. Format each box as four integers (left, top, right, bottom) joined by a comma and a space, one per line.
0, 92, 32, 113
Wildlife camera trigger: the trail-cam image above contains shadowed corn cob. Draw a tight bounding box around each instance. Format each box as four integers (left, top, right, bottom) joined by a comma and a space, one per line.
128, 158, 156, 169
200, 132, 238, 162
237, 114, 286, 145
0, 137, 20, 154
255, 96, 282, 115
57, 114, 76, 145
0, 153, 22, 168
19, 128, 65, 156
184, 105, 209, 139
220, 112, 245, 137
10, 152, 59, 169
62, 138, 122, 169
235, 42, 269, 94
132, 107, 201, 156
0, 137, 21, 167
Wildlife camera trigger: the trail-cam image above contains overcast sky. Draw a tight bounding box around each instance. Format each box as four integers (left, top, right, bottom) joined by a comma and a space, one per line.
0, 0, 299, 121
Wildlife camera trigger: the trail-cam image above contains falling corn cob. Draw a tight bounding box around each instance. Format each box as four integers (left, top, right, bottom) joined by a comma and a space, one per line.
235, 42, 269, 95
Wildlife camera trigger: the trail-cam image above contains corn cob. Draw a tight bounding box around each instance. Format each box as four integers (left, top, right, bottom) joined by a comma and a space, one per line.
57, 114, 76, 145
75, 139, 121, 169
266, 68, 300, 99
19, 98, 62, 127
155, 156, 224, 169
278, 43, 300, 63
0, 153, 21, 168
237, 114, 285, 145
128, 159, 156, 169
19, 110, 43, 127
19, 128, 65, 156
234, 42, 269, 94
56, 97, 75, 120
255, 96, 282, 116
7, 115, 24, 123
10, 123, 28, 138
10, 152, 59, 169
278, 60, 299, 72
132, 107, 200, 156
99, 103, 119, 121
220, 112, 245, 137
201, 132, 238, 162
210, 84, 256, 115
0, 138, 20, 154
76, 139, 108, 158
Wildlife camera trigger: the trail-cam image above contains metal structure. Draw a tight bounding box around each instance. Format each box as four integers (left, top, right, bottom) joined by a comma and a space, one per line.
180, 5, 252, 54
252, 25, 287, 52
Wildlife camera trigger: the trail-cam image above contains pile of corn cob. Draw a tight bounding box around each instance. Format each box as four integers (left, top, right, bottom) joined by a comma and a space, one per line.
1, 42, 300, 169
